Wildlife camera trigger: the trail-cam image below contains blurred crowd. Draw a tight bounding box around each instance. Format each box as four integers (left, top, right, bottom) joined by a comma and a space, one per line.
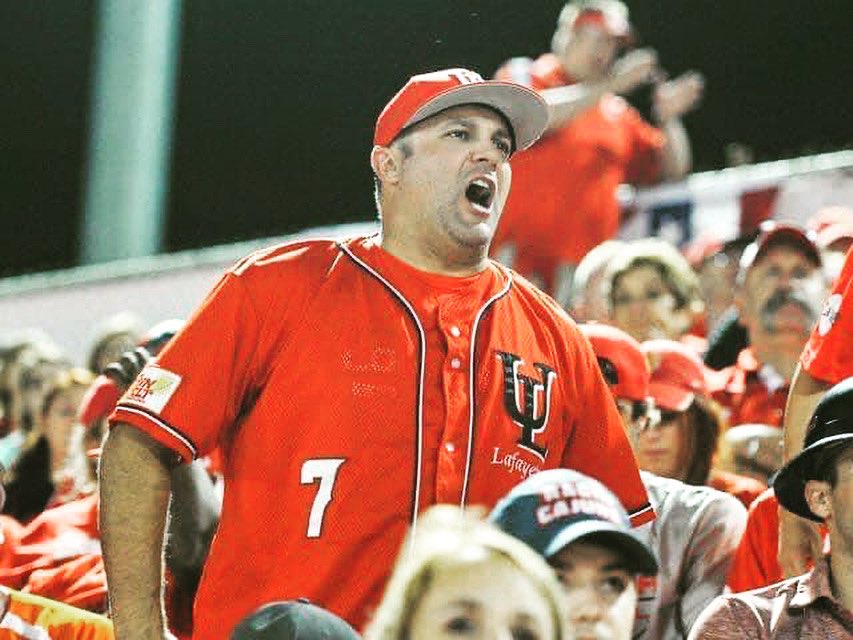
1, 1, 852, 639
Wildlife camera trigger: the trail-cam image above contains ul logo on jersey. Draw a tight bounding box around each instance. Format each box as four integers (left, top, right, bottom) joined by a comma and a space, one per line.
496, 351, 557, 461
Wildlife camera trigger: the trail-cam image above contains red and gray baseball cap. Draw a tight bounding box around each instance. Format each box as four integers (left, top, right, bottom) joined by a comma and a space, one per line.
772, 377, 853, 522
739, 221, 822, 275
489, 468, 658, 576
373, 68, 548, 151
579, 323, 650, 402
231, 600, 361, 640
571, 1, 632, 40
642, 339, 709, 412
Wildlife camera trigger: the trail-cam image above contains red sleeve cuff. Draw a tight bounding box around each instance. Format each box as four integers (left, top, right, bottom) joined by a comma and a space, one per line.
110, 405, 197, 463
628, 502, 656, 527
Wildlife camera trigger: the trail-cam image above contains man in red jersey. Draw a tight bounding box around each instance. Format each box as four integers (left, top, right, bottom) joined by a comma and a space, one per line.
99, 68, 654, 639
491, 0, 703, 302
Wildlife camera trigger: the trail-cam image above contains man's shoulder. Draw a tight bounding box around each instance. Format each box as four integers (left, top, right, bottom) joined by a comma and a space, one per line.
502, 265, 575, 324
721, 575, 801, 614
691, 577, 802, 638
642, 472, 746, 528
229, 237, 346, 278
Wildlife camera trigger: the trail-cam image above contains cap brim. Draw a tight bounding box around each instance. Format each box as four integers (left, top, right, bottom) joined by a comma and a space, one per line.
648, 381, 694, 412
403, 81, 548, 152
543, 520, 658, 576
817, 225, 853, 249
742, 227, 822, 272
772, 434, 853, 522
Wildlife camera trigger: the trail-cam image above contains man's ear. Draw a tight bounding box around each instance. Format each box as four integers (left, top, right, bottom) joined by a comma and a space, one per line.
371, 145, 402, 186
804, 479, 832, 521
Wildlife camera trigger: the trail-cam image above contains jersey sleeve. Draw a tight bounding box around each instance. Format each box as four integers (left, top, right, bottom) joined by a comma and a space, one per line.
110, 270, 264, 462
623, 106, 665, 186
560, 322, 654, 527
800, 246, 853, 384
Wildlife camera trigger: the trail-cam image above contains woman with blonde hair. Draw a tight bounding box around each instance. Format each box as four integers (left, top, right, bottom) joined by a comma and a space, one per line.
364, 504, 567, 640
605, 238, 705, 345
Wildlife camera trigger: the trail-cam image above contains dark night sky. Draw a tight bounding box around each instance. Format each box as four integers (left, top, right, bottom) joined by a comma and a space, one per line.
2, 1, 851, 277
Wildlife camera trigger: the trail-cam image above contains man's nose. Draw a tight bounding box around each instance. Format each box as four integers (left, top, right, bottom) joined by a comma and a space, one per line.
470, 144, 503, 168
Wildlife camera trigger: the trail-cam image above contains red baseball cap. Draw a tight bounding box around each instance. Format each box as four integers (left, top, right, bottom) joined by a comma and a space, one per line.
572, 4, 632, 41
739, 221, 821, 275
642, 339, 709, 412
579, 323, 649, 402
373, 68, 548, 152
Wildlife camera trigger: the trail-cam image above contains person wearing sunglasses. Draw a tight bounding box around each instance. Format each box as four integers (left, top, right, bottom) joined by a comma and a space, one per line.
580, 323, 746, 639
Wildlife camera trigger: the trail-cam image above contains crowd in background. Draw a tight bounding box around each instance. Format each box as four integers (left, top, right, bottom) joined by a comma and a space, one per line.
1, 1, 852, 638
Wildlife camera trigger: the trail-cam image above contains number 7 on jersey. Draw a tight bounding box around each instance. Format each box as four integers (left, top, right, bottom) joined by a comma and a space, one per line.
300, 458, 346, 538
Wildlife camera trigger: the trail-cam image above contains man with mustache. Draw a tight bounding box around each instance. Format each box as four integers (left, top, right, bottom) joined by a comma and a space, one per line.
712, 224, 828, 427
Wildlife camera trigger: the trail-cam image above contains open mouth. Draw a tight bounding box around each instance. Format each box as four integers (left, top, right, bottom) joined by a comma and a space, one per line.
464, 174, 497, 215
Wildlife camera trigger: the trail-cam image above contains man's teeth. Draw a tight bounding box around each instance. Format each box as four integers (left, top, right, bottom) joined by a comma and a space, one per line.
471, 200, 492, 214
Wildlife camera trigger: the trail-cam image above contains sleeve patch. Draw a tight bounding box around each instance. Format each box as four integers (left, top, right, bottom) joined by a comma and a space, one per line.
122, 364, 182, 414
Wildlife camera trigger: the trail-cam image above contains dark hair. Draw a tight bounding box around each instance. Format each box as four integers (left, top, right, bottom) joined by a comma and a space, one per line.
810, 442, 852, 488
681, 395, 726, 485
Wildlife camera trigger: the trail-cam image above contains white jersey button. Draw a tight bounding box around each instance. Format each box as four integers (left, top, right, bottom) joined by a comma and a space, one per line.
450, 325, 461, 337
450, 357, 462, 369
445, 442, 456, 453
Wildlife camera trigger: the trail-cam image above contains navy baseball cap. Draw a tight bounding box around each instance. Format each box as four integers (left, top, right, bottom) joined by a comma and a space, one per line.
489, 469, 658, 576
231, 600, 361, 640
772, 377, 853, 522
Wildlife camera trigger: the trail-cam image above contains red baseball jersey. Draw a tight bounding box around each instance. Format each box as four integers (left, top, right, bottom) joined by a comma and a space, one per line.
491, 53, 664, 290
801, 246, 853, 383
0, 587, 113, 639
110, 236, 652, 636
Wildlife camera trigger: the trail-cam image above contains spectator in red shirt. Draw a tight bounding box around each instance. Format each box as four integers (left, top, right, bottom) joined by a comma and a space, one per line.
712, 223, 828, 427
491, 0, 703, 303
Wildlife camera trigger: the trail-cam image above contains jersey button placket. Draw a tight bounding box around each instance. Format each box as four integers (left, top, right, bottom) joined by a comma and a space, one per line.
437, 314, 470, 502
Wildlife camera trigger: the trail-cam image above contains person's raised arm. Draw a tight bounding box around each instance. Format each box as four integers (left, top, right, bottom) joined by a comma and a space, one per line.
541, 47, 659, 134
100, 423, 179, 640
654, 71, 704, 180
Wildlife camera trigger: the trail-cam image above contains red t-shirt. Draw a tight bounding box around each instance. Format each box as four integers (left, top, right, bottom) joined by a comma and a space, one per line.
711, 349, 788, 427
491, 54, 664, 290
726, 488, 784, 593
801, 246, 853, 383
110, 236, 652, 636
707, 468, 766, 509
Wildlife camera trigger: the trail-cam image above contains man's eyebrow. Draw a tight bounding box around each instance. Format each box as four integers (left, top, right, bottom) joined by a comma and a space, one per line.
443, 117, 512, 140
